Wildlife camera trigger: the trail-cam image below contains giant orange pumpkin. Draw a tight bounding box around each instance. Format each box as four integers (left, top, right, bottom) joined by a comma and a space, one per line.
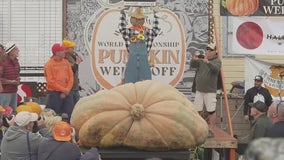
226, 0, 259, 16
71, 80, 208, 151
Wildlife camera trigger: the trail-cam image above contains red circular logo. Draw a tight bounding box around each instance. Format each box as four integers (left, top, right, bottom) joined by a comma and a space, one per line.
236, 22, 263, 50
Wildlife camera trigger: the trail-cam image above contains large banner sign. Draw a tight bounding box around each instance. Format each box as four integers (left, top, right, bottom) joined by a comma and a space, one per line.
228, 17, 284, 55
245, 57, 284, 99
90, 8, 186, 89
220, 0, 284, 16
66, 0, 209, 97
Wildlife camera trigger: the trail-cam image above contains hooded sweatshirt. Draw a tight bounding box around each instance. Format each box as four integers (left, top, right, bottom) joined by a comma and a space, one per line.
190, 54, 221, 93
1, 125, 49, 160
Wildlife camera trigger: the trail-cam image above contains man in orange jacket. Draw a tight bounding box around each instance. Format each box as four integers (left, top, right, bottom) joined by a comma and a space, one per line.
44, 43, 74, 122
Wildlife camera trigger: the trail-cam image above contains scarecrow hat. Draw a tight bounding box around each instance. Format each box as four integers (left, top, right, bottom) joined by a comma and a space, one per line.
129, 7, 148, 19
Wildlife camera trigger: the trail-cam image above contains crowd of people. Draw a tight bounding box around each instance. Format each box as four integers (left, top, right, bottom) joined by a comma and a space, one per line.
0, 40, 102, 160
0, 102, 101, 160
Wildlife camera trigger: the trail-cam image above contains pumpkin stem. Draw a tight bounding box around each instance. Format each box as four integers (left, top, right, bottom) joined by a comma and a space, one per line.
130, 103, 145, 120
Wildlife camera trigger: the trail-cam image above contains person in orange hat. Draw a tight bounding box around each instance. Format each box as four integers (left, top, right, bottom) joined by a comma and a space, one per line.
38, 121, 81, 160
62, 38, 82, 115
44, 43, 74, 121
119, 7, 160, 83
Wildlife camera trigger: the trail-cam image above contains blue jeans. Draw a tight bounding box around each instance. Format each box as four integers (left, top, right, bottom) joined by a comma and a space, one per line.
70, 90, 80, 105
46, 91, 74, 121
0, 93, 17, 110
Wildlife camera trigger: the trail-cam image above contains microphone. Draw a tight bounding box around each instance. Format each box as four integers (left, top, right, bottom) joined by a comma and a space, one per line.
73, 52, 83, 62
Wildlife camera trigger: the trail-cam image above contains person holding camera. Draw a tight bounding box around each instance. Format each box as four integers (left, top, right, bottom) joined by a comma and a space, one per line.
190, 43, 222, 137
1, 111, 49, 160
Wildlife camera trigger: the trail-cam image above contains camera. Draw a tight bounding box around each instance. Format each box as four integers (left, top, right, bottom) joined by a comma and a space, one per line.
197, 54, 205, 59
2, 114, 14, 128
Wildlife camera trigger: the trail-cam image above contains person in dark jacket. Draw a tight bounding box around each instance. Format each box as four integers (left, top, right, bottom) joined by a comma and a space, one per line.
1, 111, 49, 160
266, 101, 284, 137
244, 75, 273, 122
80, 147, 102, 160
62, 38, 82, 104
249, 101, 272, 141
37, 121, 81, 160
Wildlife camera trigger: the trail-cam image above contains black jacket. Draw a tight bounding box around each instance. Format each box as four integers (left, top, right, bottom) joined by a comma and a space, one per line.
38, 139, 81, 160
265, 121, 284, 138
244, 86, 273, 116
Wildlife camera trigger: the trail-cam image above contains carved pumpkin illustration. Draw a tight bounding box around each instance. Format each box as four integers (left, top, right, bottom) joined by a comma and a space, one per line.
264, 66, 284, 97
71, 80, 208, 151
226, 0, 259, 16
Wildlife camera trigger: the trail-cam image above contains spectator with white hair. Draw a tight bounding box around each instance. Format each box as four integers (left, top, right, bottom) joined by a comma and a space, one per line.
244, 138, 284, 160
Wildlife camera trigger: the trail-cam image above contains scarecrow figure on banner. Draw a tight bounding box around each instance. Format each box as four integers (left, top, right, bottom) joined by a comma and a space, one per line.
118, 5, 160, 84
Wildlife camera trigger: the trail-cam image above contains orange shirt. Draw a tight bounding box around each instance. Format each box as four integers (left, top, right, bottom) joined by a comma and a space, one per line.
44, 57, 74, 92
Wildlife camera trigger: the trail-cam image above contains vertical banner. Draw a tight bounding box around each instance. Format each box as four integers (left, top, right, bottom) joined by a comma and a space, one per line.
245, 57, 284, 99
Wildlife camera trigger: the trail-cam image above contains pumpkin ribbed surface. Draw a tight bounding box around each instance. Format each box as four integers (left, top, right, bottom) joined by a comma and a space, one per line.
226, 0, 259, 16
71, 80, 208, 151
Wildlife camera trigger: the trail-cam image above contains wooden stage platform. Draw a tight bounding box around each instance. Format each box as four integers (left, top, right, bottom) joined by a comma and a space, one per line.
203, 126, 238, 149
202, 126, 238, 160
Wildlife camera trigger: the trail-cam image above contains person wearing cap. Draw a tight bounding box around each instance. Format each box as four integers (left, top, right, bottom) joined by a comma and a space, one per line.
244, 75, 273, 122
44, 43, 74, 119
1, 111, 49, 160
190, 43, 221, 137
119, 7, 160, 83
0, 42, 20, 110
249, 101, 272, 141
265, 101, 284, 138
62, 38, 82, 113
37, 121, 81, 160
